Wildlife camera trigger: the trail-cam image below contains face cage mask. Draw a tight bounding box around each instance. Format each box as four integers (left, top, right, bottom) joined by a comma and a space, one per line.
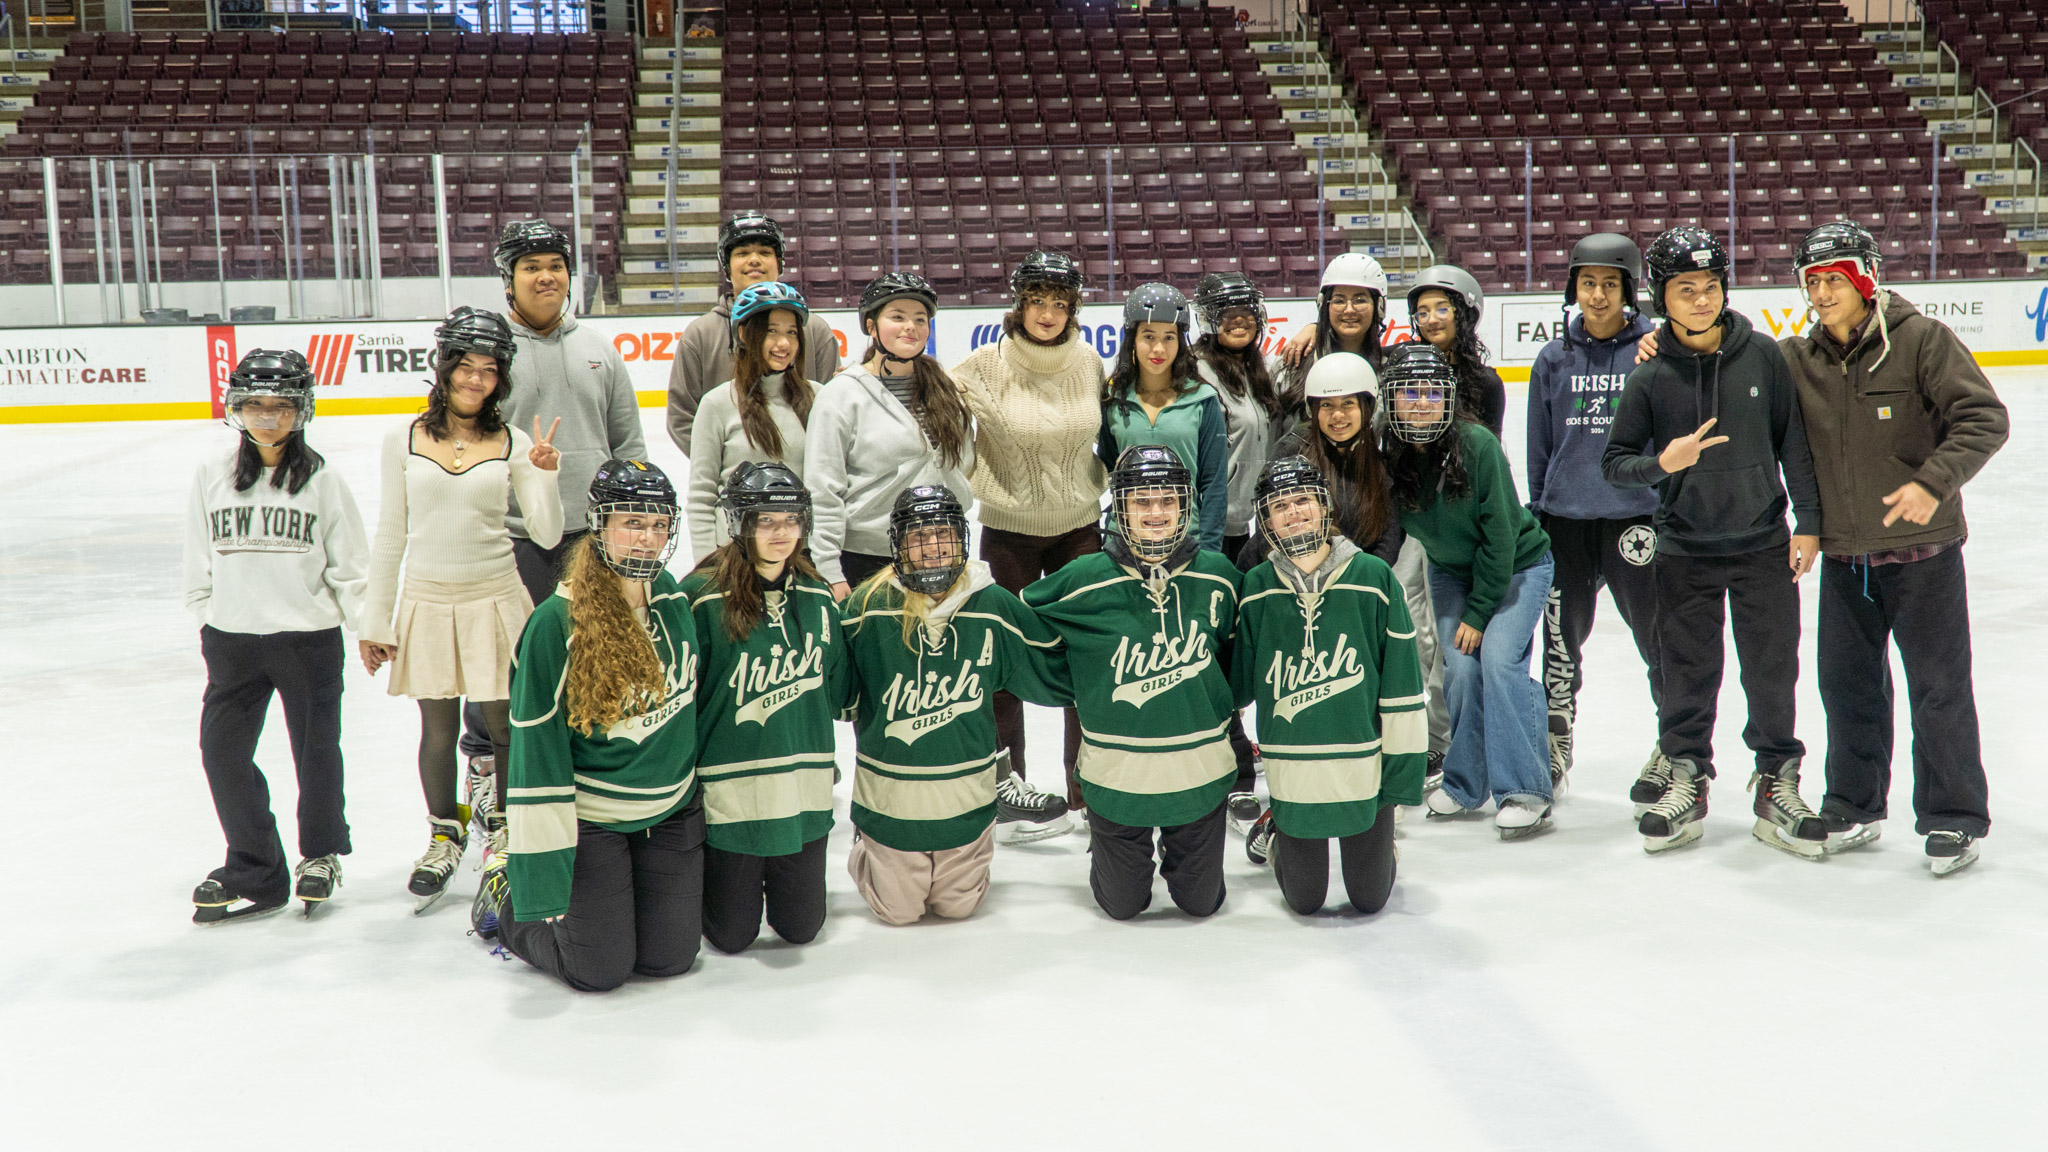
225, 387, 312, 433
1115, 481, 1194, 563
1388, 384, 1455, 445
589, 500, 680, 581
893, 515, 968, 596
1257, 486, 1334, 558
722, 504, 814, 556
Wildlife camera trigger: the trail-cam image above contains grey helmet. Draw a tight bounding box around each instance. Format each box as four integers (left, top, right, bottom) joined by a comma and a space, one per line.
1405, 264, 1484, 321
1123, 282, 1193, 331
1564, 233, 1643, 312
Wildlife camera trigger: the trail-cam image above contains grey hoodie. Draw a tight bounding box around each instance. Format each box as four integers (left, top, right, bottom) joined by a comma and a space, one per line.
802, 366, 976, 584
502, 311, 647, 539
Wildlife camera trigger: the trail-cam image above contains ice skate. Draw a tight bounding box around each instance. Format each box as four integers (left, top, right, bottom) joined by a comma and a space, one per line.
1547, 713, 1572, 796
1422, 749, 1445, 796
475, 811, 508, 871
1639, 765, 1707, 854
1225, 791, 1264, 837
1749, 759, 1825, 860
1424, 783, 1481, 820
464, 754, 496, 839
293, 854, 341, 917
1821, 811, 1883, 855
409, 816, 468, 913
1245, 809, 1276, 865
472, 851, 509, 940
1926, 831, 1980, 878
1630, 746, 1674, 817
191, 877, 287, 925
1495, 797, 1553, 841
994, 770, 1074, 844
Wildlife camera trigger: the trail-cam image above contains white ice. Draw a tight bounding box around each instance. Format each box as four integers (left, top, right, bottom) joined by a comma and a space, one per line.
3, 373, 2045, 1151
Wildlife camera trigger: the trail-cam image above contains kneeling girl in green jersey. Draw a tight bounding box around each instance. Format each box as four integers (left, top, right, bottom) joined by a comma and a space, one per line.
841, 485, 1071, 925
1234, 457, 1429, 915
476, 460, 703, 993
682, 462, 849, 953
1026, 445, 1246, 921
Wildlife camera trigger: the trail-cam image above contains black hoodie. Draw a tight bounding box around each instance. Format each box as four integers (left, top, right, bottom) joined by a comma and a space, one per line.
1600, 309, 1821, 557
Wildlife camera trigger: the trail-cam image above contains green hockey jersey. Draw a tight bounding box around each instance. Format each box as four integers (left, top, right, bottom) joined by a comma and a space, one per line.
1233, 541, 1429, 839
1024, 548, 1245, 828
506, 570, 700, 922
841, 562, 1072, 852
680, 565, 851, 857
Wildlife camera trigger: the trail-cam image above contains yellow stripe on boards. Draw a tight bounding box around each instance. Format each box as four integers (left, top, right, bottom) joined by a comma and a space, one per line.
852, 763, 996, 823
0, 401, 214, 424
1076, 739, 1234, 795
702, 766, 834, 826
1266, 755, 1384, 805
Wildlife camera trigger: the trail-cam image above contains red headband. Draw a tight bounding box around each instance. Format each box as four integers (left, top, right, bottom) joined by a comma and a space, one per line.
1800, 260, 1877, 301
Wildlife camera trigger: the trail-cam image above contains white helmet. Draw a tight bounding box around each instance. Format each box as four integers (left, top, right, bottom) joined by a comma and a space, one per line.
1302, 351, 1378, 401
1320, 252, 1387, 297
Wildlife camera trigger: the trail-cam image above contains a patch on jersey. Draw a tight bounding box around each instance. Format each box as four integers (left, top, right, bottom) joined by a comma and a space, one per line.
1618, 525, 1657, 567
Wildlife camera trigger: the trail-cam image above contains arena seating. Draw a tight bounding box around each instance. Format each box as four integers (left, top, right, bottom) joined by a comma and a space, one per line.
720, 2, 1350, 307
0, 29, 632, 280
1926, 2, 2048, 149
1316, 0, 2026, 292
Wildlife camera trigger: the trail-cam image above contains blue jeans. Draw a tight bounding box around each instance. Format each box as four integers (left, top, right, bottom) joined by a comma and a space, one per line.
1429, 554, 1554, 809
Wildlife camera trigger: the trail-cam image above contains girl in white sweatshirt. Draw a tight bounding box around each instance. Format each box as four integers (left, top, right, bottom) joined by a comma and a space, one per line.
804, 272, 975, 598
183, 350, 368, 923
687, 280, 817, 562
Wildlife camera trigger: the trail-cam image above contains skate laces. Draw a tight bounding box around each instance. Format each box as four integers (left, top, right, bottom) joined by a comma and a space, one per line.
1647, 772, 1698, 818
295, 855, 338, 883
997, 774, 1050, 810
1755, 768, 1818, 817
417, 834, 464, 878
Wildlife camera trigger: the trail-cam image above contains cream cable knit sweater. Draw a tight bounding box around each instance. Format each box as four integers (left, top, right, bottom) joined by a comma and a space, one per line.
953, 334, 1107, 538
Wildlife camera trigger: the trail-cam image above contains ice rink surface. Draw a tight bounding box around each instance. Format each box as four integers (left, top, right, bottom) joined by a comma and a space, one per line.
3, 370, 2044, 1151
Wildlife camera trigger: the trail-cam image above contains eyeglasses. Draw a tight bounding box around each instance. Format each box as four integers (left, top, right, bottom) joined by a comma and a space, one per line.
1415, 304, 1456, 321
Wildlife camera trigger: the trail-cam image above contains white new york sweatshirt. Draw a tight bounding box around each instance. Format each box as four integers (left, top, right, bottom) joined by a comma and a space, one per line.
183, 451, 370, 635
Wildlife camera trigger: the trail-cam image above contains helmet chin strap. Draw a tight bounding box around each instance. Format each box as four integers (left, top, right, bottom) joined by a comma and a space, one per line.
1671, 308, 1724, 339
878, 348, 920, 370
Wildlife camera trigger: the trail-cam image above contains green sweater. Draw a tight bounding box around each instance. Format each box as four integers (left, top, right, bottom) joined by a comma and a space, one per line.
1397, 422, 1551, 631
1233, 543, 1429, 839
506, 571, 700, 922
841, 562, 1072, 852
681, 566, 850, 857
1024, 549, 1245, 828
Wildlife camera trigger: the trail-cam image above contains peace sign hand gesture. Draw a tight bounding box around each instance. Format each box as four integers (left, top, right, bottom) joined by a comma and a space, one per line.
529, 416, 562, 471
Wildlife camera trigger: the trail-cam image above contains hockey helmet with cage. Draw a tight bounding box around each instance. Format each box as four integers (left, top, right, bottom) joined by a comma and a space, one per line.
587, 459, 680, 581
1254, 455, 1334, 559
1377, 342, 1460, 446
1108, 443, 1195, 563
888, 484, 969, 597
1195, 271, 1268, 335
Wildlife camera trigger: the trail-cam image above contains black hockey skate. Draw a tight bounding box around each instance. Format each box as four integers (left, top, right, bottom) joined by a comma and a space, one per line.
1225, 791, 1264, 837
994, 766, 1074, 844
192, 876, 287, 925
1821, 810, 1882, 855
1639, 766, 1707, 854
409, 816, 468, 913
1245, 809, 1276, 865
472, 852, 509, 940
293, 855, 341, 917
1422, 749, 1445, 796
1749, 759, 1825, 861
1926, 831, 1980, 878
1630, 746, 1674, 817
464, 754, 496, 840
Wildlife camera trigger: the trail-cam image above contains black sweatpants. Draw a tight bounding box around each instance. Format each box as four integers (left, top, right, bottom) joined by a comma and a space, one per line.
1653, 547, 1804, 779
1539, 513, 1663, 727
461, 530, 586, 759
1818, 548, 1990, 837
980, 522, 1100, 798
198, 626, 350, 904
1086, 801, 1227, 921
1271, 802, 1398, 916
701, 836, 830, 954
500, 804, 705, 993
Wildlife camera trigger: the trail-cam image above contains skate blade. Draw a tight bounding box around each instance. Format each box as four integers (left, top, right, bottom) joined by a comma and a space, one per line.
1822, 826, 1882, 855
1496, 817, 1553, 842
1752, 818, 1826, 860
1643, 823, 1705, 854
413, 890, 448, 915
194, 899, 288, 925
1930, 848, 1981, 878
995, 817, 1074, 845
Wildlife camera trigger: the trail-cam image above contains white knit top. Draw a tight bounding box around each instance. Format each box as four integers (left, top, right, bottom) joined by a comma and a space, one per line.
362, 419, 565, 645
953, 334, 1108, 537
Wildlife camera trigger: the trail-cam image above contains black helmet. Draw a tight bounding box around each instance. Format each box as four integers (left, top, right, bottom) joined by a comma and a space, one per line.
224, 348, 316, 432
1644, 225, 1730, 320
1108, 443, 1194, 563
1195, 271, 1267, 334
433, 306, 517, 367
492, 219, 573, 281
719, 460, 812, 547
888, 484, 969, 597
1254, 455, 1333, 559
718, 210, 786, 275
1377, 342, 1459, 446
1564, 233, 1643, 311
1792, 221, 1881, 297
860, 271, 939, 324
1010, 249, 1084, 297
587, 459, 679, 580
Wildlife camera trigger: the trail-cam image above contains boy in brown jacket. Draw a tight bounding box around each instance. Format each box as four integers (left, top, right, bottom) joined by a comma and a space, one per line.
1781, 222, 2010, 876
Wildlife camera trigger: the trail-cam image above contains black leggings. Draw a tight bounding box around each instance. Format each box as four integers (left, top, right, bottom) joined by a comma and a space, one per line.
1270, 802, 1397, 916
418, 697, 507, 822
701, 836, 830, 954
500, 805, 706, 992
1086, 801, 1228, 921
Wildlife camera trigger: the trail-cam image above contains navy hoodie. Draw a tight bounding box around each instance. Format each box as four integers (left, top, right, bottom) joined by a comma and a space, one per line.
1600, 309, 1821, 557
1527, 312, 1660, 520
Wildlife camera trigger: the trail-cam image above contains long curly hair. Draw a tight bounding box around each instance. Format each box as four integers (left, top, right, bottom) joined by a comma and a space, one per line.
1424, 294, 1495, 430
562, 535, 664, 737
695, 535, 823, 643
733, 309, 814, 458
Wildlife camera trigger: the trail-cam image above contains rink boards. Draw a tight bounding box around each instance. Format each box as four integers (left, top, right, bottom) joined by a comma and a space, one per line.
2, 280, 2045, 422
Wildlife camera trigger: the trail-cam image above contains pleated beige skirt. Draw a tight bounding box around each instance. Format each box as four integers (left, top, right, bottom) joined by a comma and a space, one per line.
384, 570, 533, 701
